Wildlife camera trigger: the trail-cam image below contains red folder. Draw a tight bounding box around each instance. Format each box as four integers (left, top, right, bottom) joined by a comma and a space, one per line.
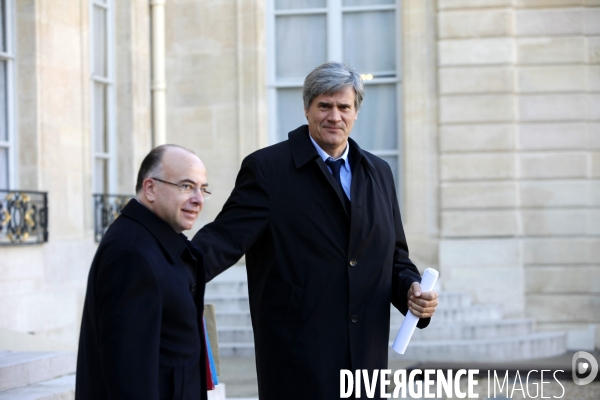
203, 322, 215, 390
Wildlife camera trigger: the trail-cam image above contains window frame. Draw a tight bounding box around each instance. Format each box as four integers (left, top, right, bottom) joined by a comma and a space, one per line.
0, 0, 16, 190
265, 0, 404, 202
90, 0, 116, 195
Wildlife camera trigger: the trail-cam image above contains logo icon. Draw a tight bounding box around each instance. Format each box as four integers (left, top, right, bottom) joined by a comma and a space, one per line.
572, 351, 598, 385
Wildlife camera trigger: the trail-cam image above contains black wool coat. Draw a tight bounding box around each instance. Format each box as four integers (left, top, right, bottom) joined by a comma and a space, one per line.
76, 199, 208, 400
193, 125, 429, 400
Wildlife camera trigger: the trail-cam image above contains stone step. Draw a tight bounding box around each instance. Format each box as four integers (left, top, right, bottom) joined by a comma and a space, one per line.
0, 352, 76, 392
0, 359, 225, 400
433, 291, 473, 309
217, 343, 255, 358
391, 331, 567, 362
212, 304, 501, 327
218, 327, 254, 344
206, 280, 249, 296
205, 294, 249, 312
206, 266, 248, 296
0, 374, 74, 400
207, 265, 246, 281
207, 292, 480, 322
390, 304, 503, 326
217, 331, 567, 362
218, 319, 536, 345
206, 284, 472, 306
397, 319, 535, 341
215, 311, 252, 327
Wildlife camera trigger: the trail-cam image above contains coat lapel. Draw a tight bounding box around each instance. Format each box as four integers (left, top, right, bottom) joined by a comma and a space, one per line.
347, 137, 378, 251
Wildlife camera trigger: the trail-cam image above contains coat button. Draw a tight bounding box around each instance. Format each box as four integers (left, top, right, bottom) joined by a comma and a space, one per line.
349, 259, 357, 267
351, 315, 358, 323
189, 284, 196, 292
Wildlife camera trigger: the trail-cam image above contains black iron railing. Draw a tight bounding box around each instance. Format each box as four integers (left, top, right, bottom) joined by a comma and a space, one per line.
0, 190, 48, 245
93, 194, 133, 242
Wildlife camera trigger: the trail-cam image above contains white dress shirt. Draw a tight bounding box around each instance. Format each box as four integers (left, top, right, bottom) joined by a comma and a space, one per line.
308, 134, 352, 200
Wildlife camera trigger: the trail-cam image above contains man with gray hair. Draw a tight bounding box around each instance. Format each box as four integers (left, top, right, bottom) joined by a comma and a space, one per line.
194, 62, 438, 399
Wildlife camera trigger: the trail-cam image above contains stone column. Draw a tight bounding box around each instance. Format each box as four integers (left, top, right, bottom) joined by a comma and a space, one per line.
402, 0, 440, 271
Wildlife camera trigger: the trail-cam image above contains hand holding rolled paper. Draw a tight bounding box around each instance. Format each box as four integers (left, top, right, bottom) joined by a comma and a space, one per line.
406, 279, 439, 319
392, 268, 439, 354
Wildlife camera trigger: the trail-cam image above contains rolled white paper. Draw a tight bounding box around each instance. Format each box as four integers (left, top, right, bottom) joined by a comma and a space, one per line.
392, 268, 439, 354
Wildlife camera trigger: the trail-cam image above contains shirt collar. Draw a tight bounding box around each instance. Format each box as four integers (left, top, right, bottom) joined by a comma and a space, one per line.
308, 134, 351, 173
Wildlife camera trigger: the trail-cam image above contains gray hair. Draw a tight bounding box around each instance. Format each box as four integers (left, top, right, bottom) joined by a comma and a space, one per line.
302, 62, 365, 110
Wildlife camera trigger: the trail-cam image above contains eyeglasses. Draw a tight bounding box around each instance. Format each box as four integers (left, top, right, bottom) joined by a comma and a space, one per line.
151, 177, 211, 199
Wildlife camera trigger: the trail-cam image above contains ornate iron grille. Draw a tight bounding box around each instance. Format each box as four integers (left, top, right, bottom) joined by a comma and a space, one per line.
0, 190, 48, 245
93, 194, 133, 242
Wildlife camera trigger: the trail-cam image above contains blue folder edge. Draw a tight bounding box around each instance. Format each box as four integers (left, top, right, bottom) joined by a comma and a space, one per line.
203, 317, 219, 385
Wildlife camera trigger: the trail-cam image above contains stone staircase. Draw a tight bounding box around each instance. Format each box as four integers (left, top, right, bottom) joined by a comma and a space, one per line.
0, 331, 230, 400
0, 351, 76, 399
0, 350, 227, 400
206, 266, 567, 362
396, 291, 566, 361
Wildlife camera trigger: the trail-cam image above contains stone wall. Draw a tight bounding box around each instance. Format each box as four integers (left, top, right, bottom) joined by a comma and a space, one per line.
164, 0, 266, 231
0, 0, 151, 347
436, 0, 600, 347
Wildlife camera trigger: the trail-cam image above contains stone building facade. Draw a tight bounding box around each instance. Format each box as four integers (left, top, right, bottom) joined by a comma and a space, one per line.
0, 0, 597, 351
436, 0, 600, 345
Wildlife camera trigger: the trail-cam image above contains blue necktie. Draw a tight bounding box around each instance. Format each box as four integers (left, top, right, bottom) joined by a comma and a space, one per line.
325, 159, 350, 212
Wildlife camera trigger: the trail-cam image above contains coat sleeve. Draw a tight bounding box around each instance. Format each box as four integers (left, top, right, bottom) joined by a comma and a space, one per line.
387, 166, 431, 329
95, 248, 162, 399
193, 155, 270, 281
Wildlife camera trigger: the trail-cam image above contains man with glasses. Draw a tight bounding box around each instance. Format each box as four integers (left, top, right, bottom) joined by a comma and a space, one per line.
76, 144, 211, 400
193, 62, 439, 399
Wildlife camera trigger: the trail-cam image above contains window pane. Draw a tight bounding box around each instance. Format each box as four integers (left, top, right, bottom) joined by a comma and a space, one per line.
343, 11, 396, 76
276, 88, 306, 143
0, 147, 7, 190
94, 158, 107, 193
276, 15, 327, 81
350, 84, 396, 150
276, 0, 326, 9
93, 5, 107, 77
0, 0, 6, 53
0, 60, 6, 141
343, 0, 394, 5
94, 82, 107, 153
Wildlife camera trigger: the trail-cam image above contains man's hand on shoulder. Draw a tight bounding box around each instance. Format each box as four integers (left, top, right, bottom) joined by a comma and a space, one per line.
407, 282, 438, 318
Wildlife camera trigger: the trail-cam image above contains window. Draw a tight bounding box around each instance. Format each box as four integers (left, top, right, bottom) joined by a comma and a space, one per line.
0, 0, 15, 190
266, 0, 402, 186
91, 0, 115, 194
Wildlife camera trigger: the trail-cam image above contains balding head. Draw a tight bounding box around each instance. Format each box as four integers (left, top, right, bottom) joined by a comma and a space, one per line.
135, 144, 196, 194
136, 145, 208, 233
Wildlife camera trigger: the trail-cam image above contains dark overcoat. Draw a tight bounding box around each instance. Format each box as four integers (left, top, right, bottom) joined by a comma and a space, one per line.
193, 125, 429, 399
76, 199, 208, 400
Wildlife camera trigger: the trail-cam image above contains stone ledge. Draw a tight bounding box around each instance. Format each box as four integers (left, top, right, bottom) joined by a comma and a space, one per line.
0, 374, 74, 400
409, 319, 535, 341
393, 331, 567, 362
0, 352, 76, 393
